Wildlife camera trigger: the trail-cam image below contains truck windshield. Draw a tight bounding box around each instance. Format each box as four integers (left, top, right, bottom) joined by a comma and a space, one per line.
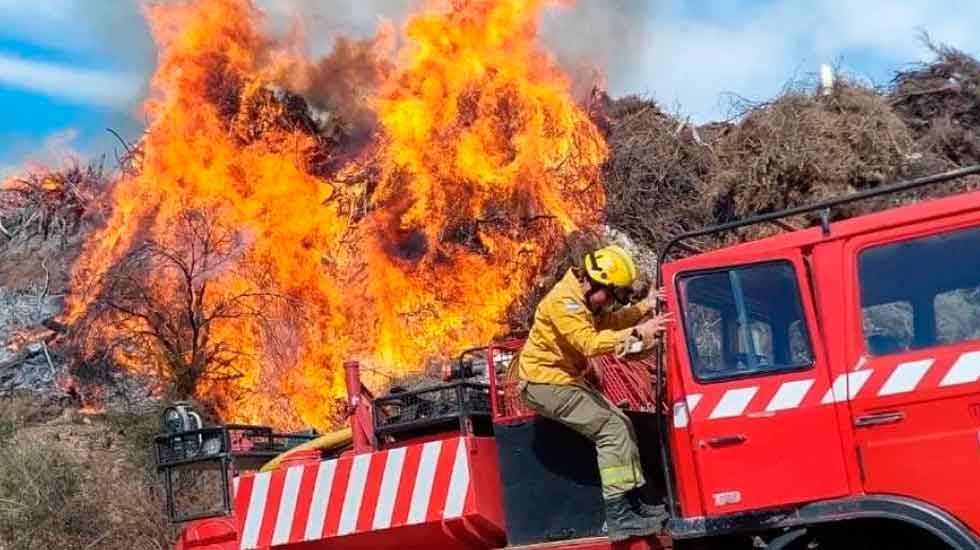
679, 261, 814, 382
860, 224, 980, 355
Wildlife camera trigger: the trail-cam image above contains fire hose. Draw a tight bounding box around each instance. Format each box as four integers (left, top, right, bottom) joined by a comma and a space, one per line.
259, 427, 353, 473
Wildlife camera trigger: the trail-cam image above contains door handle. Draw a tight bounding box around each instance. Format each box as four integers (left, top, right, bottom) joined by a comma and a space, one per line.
855, 411, 905, 428
706, 434, 747, 448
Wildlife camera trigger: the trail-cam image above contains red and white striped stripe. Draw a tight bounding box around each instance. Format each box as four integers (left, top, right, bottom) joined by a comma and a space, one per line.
673, 350, 980, 428
233, 437, 473, 549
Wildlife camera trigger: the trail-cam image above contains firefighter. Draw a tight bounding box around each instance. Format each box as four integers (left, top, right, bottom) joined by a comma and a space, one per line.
517, 245, 670, 542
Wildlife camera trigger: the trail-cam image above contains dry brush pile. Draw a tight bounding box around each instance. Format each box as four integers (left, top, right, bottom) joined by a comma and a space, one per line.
601, 42, 980, 254
0, 163, 109, 399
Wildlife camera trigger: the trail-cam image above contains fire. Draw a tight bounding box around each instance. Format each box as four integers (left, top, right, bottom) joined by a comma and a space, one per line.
66, 0, 606, 430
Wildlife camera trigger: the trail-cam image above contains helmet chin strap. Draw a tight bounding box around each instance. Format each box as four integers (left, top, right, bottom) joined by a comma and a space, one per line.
583, 279, 629, 313
581, 275, 603, 313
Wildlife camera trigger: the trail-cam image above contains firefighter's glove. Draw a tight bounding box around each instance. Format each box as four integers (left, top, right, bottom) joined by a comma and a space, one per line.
616, 334, 644, 358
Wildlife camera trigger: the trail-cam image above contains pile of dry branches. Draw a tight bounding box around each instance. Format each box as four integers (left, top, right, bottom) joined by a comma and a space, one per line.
892, 41, 980, 168
715, 82, 914, 222
0, 162, 104, 248
602, 97, 719, 250
601, 42, 980, 255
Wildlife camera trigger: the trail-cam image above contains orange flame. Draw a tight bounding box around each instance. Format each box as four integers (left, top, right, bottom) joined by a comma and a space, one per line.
66, 0, 606, 430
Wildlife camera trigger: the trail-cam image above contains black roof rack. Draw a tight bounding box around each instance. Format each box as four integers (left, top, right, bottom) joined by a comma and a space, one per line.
657, 164, 980, 276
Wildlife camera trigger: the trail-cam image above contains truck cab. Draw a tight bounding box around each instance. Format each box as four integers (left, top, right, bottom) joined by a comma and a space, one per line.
660, 168, 980, 548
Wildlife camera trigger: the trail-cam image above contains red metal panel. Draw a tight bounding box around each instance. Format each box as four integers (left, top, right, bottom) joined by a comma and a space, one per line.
322, 454, 353, 538
855, 350, 980, 530
257, 467, 286, 544
233, 474, 254, 542
663, 252, 850, 516
808, 239, 866, 496
287, 461, 319, 542
842, 215, 980, 535
427, 437, 459, 522
462, 436, 506, 538
662, 309, 704, 519
355, 449, 387, 532
391, 443, 424, 527
178, 436, 505, 550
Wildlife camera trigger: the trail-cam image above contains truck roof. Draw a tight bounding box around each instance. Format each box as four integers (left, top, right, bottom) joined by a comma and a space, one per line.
663, 185, 980, 274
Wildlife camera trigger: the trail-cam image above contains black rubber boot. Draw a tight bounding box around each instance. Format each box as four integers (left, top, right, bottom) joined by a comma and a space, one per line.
604, 495, 664, 542
627, 489, 669, 522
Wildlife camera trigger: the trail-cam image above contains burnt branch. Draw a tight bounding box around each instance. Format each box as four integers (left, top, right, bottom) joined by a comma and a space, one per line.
74, 205, 296, 403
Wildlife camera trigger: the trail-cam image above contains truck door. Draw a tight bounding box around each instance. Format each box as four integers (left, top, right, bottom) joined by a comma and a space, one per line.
845, 220, 980, 530
673, 256, 850, 515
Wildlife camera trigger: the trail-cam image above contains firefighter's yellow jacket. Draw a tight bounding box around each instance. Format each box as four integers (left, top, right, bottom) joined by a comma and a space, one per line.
518, 269, 651, 386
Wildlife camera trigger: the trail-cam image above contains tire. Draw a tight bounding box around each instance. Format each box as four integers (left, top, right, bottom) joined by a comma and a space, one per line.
788, 521, 952, 550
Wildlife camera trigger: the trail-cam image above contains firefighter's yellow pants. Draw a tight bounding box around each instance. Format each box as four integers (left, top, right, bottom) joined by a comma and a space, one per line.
520, 381, 645, 499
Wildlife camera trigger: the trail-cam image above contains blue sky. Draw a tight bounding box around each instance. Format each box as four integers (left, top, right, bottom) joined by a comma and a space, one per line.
2, 0, 979, 176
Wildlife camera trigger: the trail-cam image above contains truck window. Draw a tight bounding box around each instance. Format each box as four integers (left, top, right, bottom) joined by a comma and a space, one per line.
679, 261, 814, 382
863, 300, 913, 355
936, 288, 980, 344
859, 225, 980, 355
687, 302, 724, 373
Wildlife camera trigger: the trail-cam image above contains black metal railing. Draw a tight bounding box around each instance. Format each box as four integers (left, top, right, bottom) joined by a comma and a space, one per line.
153, 424, 318, 522
373, 381, 491, 437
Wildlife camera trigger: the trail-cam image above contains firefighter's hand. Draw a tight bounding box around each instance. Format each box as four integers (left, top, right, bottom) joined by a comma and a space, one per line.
642, 287, 667, 311
634, 313, 673, 346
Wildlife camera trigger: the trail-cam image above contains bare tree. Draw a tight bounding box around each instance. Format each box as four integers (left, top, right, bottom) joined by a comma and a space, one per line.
78, 207, 292, 401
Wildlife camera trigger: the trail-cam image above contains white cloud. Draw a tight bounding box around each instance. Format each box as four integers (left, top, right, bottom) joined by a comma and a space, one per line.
0, 54, 143, 108
0, 0, 151, 63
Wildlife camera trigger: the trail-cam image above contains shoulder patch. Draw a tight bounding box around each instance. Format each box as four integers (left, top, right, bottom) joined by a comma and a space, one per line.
564, 299, 582, 313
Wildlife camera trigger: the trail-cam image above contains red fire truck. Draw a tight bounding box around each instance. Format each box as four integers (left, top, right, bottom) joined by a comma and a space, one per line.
156, 166, 980, 550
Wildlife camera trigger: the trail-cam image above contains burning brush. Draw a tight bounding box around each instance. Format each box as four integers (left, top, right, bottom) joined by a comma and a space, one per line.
64, 0, 608, 430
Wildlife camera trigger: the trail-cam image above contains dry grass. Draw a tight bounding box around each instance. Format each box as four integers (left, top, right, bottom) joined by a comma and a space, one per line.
0, 397, 172, 550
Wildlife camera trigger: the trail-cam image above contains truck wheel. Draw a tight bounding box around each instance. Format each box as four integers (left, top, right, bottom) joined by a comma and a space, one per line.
789, 521, 951, 550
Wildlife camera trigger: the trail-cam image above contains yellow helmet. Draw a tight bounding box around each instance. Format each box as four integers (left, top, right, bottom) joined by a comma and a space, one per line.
583, 245, 638, 288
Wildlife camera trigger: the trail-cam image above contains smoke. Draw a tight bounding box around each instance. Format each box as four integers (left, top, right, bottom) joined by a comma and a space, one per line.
539, 0, 656, 100
258, 0, 414, 49
258, 1, 653, 106
273, 24, 396, 140
0, 130, 82, 180
25, 0, 652, 114
253, 0, 656, 140
3, 0, 653, 149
